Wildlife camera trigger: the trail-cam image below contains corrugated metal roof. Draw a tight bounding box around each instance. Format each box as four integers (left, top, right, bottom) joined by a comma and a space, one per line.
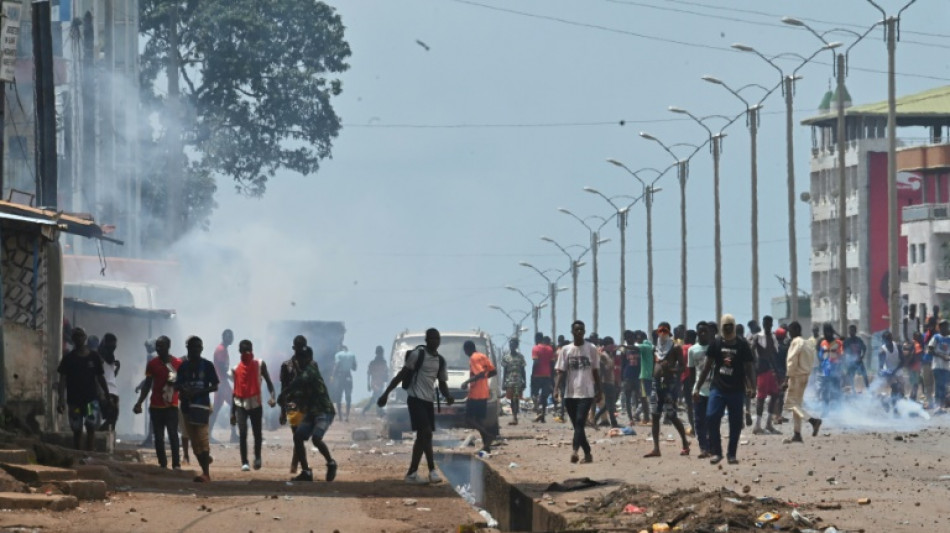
0, 200, 122, 243
0, 212, 60, 227
803, 84, 950, 127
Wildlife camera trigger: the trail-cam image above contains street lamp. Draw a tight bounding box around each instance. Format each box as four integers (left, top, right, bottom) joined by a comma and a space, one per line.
732, 40, 842, 322
605, 161, 676, 330
558, 208, 613, 334
700, 76, 780, 322
488, 304, 530, 339
540, 236, 590, 325
584, 187, 645, 337
665, 108, 742, 320
784, 17, 880, 335
519, 261, 570, 342
638, 133, 708, 330
505, 286, 550, 340
864, 0, 918, 338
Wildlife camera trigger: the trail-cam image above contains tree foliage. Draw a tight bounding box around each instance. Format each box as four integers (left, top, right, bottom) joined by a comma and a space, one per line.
140, 0, 351, 198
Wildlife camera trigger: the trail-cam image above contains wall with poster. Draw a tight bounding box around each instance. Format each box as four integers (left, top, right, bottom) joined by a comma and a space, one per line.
866, 152, 941, 333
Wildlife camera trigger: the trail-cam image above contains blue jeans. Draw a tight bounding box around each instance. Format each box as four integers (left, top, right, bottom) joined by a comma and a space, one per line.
693, 394, 709, 454
934, 369, 950, 408
706, 389, 744, 459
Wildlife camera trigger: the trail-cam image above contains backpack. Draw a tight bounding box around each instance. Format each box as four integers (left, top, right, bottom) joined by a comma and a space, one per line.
400, 346, 446, 390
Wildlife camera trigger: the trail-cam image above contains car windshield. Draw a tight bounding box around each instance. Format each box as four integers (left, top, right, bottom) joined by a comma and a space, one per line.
395, 335, 489, 370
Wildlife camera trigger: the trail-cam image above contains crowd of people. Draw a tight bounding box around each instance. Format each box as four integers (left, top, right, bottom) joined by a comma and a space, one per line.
55, 324, 370, 484
521, 313, 950, 466
53, 313, 950, 486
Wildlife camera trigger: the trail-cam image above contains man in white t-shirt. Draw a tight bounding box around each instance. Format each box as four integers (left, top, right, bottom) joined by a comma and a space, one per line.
378, 328, 454, 484
688, 321, 711, 458
554, 320, 602, 464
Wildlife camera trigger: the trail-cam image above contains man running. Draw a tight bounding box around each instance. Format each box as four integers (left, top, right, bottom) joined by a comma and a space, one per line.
645, 322, 690, 458
278, 341, 338, 482
280, 336, 313, 474
554, 320, 602, 464
530, 333, 555, 423
782, 322, 821, 443
176, 336, 219, 482
133, 336, 182, 469
98, 333, 121, 432
57, 327, 109, 451
230, 340, 277, 471
209, 329, 237, 443
364, 346, 389, 416
501, 338, 527, 425
378, 328, 454, 484
694, 314, 754, 465
843, 325, 869, 393
751, 316, 782, 435
928, 320, 950, 413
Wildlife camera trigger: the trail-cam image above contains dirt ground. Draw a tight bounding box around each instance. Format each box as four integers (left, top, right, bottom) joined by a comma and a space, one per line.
482, 402, 950, 532
0, 420, 485, 533
3, 396, 950, 533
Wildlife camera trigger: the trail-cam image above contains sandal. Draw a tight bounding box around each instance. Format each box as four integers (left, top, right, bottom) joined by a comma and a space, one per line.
644, 450, 661, 458
680, 447, 690, 456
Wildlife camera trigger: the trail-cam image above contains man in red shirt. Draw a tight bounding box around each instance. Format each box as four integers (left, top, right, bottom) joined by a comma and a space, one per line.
530, 334, 555, 423
461, 340, 497, 453
133, 336, 183, 469
209, 329, 237, 443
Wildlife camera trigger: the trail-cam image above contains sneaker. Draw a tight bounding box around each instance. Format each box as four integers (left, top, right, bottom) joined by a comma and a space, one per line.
172, 466, 182, 472
428, 470, 442, 484
291, 470, 313, 482
745, 414, 753, 427
404, 472, 427, 485
766, 426, 782, 435
727, 456, 739, 465
697, 451, 711, 459
580, 454, 593, 464
569, 453, 579, 464
241, 464, 250, 472
752, 427, 765, 435
326, 461, 338, 482
808, 417, 822, 437
253, 457, 262, 470
193, 474, 211, 483
709, 455, 723, 465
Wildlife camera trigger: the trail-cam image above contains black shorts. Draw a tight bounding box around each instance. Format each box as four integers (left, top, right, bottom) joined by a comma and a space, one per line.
466, 398, 487, 421
407, 396, 435, 432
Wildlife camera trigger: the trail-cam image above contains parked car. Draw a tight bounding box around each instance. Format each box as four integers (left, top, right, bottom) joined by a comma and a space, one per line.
383, 329, 499, 440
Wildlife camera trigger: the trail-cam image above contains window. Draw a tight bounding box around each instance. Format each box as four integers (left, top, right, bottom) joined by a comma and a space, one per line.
910, 244, 917, 264
920, 243, 927, 263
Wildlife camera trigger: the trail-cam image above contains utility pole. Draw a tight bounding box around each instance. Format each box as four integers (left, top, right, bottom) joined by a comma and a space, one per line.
678, 162, 687, 328
33, 0, 56, 208
886, 15, 899, 339
784, 75, 797, 321
645, 184, 656, 329
711, 134, 723, 320
836, 53, 848, 335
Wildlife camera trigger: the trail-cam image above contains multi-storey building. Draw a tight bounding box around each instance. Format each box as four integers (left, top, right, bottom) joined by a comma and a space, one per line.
803, 84, 950, 337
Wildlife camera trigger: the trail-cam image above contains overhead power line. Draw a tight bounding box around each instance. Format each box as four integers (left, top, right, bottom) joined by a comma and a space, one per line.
603, 0, 950, 50
447, 0, 950, 82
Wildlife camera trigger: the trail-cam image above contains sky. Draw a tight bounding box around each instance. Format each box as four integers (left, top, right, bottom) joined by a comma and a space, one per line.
182, 0, 950, 400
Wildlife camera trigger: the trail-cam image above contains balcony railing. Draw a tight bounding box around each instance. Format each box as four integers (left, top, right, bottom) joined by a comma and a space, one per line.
903, 203, 950, 223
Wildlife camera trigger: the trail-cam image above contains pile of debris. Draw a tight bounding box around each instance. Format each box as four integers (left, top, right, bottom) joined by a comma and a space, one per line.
569, 484, 842, 532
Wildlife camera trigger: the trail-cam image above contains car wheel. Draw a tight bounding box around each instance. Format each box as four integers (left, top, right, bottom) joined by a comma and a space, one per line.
388, 426, 403, 441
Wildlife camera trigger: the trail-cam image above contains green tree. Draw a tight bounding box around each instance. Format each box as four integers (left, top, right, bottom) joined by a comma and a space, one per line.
139, 0, 351, 237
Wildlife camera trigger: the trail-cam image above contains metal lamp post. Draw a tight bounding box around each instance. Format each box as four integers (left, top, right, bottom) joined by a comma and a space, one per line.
732, 41, 842, 321
558, 209, 612, 334
665, 108, 742, 321
540, 236, 590, 325
700, 76, 780, 322
584, 187, 646, 338
783, 17, 880, 334
519, 262, 569, 342
638, 133, 708, 329
864, 0, 918, 338
506, 286, 550, 340
488, 304, 530, 340
605, 161, 676, 330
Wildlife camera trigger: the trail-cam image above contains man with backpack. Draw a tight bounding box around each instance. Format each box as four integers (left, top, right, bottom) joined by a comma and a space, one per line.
377, 328, 454, 484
